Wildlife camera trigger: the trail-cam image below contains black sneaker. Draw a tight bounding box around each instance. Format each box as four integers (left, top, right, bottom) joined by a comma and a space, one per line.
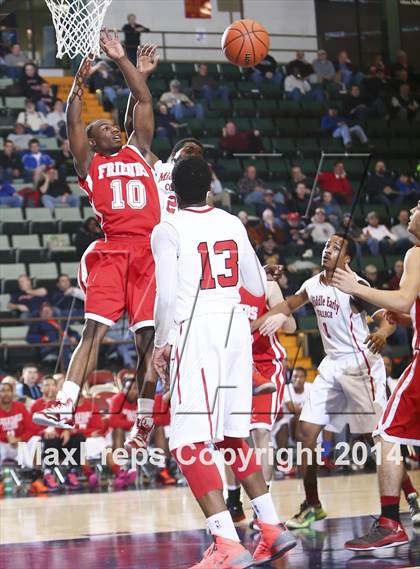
226, 498, 246, 523
345, 516, 409, 551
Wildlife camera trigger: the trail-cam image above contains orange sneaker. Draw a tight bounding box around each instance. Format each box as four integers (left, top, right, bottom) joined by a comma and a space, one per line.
156, 467, 177, 486
29, 479, 49, 495
252, 368, 276, 396
253, 521, 297, 565
0, 481, 4, 497
190, 536, 254, 569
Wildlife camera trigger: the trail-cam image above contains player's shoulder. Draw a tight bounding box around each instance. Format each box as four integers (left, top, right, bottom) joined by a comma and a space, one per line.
405, 244, 420, 262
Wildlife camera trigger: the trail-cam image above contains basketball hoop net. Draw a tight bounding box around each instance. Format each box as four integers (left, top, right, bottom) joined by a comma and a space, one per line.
45, 0, 113, 59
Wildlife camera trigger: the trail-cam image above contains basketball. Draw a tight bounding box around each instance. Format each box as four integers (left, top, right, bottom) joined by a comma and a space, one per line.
221, 19, 269, 67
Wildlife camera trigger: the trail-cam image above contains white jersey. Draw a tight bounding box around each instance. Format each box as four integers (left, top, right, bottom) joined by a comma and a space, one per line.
151, 205, 266, 346
297, 272, 374, 358
153, 160, 177, 220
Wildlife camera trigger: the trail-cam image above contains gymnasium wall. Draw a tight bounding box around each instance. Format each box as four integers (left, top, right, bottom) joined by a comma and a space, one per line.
103, 0, 318, 63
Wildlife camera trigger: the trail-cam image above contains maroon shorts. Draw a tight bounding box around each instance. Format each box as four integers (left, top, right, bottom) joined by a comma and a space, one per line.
78, 237, 155, 331
251, 359, 285, 430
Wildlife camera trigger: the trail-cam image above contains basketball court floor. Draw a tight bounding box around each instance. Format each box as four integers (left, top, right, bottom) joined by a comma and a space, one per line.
1, 472, 419, 569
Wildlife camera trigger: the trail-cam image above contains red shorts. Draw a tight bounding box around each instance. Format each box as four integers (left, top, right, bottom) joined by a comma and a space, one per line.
153, 393, 170, 427
374, 350, 420, 445
251, 359, 285, 430
78, 237, 155, 331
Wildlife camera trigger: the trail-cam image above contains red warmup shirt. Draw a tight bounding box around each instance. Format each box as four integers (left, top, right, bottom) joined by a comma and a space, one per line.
0, 401, 33, 442
74, 398, 107, 437
108, 393, 137, 431
317, 172, 353, 204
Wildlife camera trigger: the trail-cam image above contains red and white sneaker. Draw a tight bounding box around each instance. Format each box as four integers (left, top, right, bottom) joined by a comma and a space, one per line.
33, 398, 75, 429
190, 536, 254, 569
252, 368, 276, 396
345, 516, 409, 551
253, 521, 297, 565
124, 415, 154, 451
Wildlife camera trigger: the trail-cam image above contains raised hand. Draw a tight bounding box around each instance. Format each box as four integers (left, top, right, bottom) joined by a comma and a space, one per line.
332, 264, 358, 294
100, 28, 125, 61
136, 43, 159, 76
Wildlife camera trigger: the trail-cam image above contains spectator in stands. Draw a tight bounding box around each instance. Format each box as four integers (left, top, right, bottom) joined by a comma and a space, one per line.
104, 319, 136, 369
1, 377, 18, 400
362, 264, 386, 289
250, 53, 282, 84
256, 190, 288, 222
255, 208, 285, 244
284, 67, 324, 102
289, 165, 310, 190
191, 63, 229, 101
287, 182, 312, 217
317, 161, 353, 204
0, 140, 23, 181
343, 85, 370, 123
318, 191, 342, 229
0, 180, 23, 207
311, 49, 335, 84
4, 43, 28, 78
122, 13, 150, 65
19, 63, 44, 102
160, 79, 204, 121
390, 50, 415, 80
339, 213, 366, 256
256, 233, 284, 266
207, 165, 231, 209
56, 139, 73, 180
16, 364, 41, 400
46, 99, 67, 139
88, 61, 129, 108
155, 102, 188, 140
306, 207, 335, 245
334, 50, 363, 87
74, 217, 102, 259
284, 212, 311, 252
387, 259, 404, 290
237, 164, 265, 200
391, 83, 420, 121
366, 160, 396, 204
0, 383, 38, 469
37, 82, 55, 114
109, 376, 138, 450
51, 274, 84, 318
391, 208, 416, 244
363, 68, 392, 118
394, 173, 420, 203
321, 107, 369, 151
37, 167, 80, 211
16, 99, 54, 137
27, 301, 80, 368
8, 275, 48, 318
220, 121, 263, 156
7, 123, 33, 152
286, 50, 314, 79
362, 211, 411, 256
237, 210, 260, 247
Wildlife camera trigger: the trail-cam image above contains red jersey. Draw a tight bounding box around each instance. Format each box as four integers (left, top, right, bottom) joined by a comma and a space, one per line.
411, 295, 420, 351
108, 393, 137, 431
74, 398, 106, 437
240, 287, 286, 363
79, 144, 160, 239
0, 401, 33, 443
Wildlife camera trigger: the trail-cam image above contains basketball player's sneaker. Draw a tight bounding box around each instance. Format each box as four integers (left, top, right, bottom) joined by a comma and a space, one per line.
156, 467, 177, 486
124, 415, 154, 451
286, 501, 327, 529
252, 368, 276, 396
190, 536, 254, 568
252, 521, 297, 565
345, 516, 409, 550
32, 398, 75, 429
408, 492, 420, 525
29, 479, 49, 495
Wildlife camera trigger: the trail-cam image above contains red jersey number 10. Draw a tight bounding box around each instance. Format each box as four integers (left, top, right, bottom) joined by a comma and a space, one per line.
198, 240, 239, 289
110, 179, 146, 209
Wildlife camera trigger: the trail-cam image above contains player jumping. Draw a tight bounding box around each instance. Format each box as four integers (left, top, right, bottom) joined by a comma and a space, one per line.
254, 233, 396, 529
33, 31, 160, 449
333, 200, 420, 550
151, 156, 297, 568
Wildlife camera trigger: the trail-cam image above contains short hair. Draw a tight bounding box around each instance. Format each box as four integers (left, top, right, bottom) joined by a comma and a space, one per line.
29, 138, 39, 146
333, 232, 357, 261
0, 382, 13, 392
22, 363, 38, 371
57, 273, 70, 282
42, 375, 57, 384
293, 367, 307, 377
172, 156, 212, 205
170, 137, 204, 159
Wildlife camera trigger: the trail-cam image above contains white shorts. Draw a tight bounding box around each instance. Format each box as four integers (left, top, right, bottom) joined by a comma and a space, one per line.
84, 436, 109, 459
300, 351, 387, 434
168, 311, 252, 451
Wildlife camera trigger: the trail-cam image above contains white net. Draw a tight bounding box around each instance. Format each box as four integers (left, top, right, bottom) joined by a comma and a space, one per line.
45, 0, 113, 59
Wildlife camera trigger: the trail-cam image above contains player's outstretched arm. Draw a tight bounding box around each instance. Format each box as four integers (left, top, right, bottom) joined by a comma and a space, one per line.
252, 292, 309, 336
333, 247, 420, 314
266, 280, 297, 334
66, 57, 93, 179
364, 312, 396, 354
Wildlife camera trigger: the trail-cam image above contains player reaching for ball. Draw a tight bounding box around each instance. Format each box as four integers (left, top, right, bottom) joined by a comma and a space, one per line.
333, 200, 420, 550
33, 31, 160, 450
151, 156, 297, 568
253, 233, 396, 529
